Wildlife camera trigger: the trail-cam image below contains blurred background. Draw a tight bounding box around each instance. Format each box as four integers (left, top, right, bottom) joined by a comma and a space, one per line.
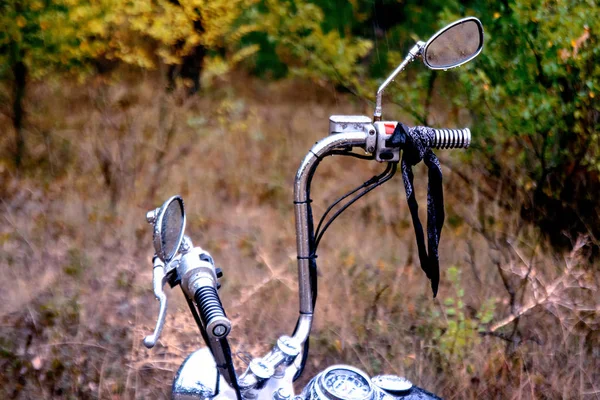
1, 0, 599, 398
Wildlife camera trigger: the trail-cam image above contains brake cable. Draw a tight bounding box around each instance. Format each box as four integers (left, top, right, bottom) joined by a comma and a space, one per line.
293, 157, 395, 382
314, 162, 396, 251
295, 123, 446, 380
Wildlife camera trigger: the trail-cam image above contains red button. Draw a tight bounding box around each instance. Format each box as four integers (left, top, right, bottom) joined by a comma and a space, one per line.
384, 122, 397, 135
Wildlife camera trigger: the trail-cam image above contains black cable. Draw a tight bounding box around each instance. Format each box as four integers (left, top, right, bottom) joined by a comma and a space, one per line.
314, 162, 397, 251
329, 150, 375, 160
294, 156, 396, 383
314, 163, 393, 238
219, 338, 242, 400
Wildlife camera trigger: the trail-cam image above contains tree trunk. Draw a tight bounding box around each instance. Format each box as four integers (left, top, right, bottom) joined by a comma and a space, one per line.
12, 58, 27, 168
167, 45, 206, 95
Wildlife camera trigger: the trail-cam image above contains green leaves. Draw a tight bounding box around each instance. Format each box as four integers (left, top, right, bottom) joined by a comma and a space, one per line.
433, 266, 497, 364
240, 0, 372, 90
436, 0, 600, 245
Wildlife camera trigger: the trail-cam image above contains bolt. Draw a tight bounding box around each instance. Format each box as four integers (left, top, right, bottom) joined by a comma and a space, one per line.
369, 129, 375, 135
367, 146, 375, 152
274, 388, 292, 400
213, 324, 227, 337
146, 208, 158, 224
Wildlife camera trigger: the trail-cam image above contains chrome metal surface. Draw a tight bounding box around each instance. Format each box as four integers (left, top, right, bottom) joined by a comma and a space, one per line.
294, 131, 368, 315
178, 247, 218, 298
180, 235, 193, 254
293, 202, 312, 313
374, 42, 423, 121
277, 336, 301, 359
143, 257, 169, 348
238, 333, 302, 396
273, 336, 301, 379
146, 208, 159, 224
329, 115, 376, 155
249, 358, 275, 380
172, 348, 218, 400
172, 348, 238, 400
329, 115, 372, 133
422, 17, 483, 70
306, 365, 374, 400
291, 314, 312, 344
294, 128, 370, 202
432, 128, 471, 149
273, 388, 293, 400
285, 132, 369, 395
373, 121, 400, 163
371, 375, 413, 395
150, 195, 186, 263
178, 247, 231, 340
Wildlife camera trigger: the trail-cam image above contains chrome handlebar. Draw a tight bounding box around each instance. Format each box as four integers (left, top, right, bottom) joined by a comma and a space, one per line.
145, 117, 472, 396
294, 129, 370, 316
235, 119, 473, 393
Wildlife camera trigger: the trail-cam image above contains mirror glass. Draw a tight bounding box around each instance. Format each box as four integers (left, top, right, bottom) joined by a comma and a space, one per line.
423, 19, 483, 69
154, 196, 185, 262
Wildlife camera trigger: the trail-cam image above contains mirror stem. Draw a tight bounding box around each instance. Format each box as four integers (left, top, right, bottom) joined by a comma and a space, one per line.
374, 42, 424, 121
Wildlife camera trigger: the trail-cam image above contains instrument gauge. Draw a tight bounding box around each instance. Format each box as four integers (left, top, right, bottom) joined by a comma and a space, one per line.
371, 375, 413, 395
316, 365, 373, 400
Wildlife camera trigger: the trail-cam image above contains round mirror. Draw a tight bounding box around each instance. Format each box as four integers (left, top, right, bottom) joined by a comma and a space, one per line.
423, 17, 483, 70
152, 195, 186, 263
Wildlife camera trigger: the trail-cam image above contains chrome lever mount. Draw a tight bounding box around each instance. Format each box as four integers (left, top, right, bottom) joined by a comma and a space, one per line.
143, 257, 172, 348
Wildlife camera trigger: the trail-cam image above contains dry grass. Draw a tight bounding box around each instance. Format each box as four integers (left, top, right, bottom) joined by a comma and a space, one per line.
0, 73, 599, 399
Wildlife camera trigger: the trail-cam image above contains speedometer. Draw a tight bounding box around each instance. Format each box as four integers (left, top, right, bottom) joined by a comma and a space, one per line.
316, 366, 374, 400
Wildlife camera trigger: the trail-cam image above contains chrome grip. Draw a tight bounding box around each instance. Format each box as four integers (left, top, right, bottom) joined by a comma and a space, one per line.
431, 127, 471, 149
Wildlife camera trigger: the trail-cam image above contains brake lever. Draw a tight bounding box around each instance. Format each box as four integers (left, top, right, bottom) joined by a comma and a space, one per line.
143, 257, 170, 348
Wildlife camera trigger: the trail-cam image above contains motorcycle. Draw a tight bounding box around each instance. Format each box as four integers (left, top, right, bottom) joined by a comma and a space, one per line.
142, 17, 484, 400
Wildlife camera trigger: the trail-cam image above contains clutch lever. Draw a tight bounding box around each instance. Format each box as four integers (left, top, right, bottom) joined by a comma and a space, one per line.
143, 256, 173, 348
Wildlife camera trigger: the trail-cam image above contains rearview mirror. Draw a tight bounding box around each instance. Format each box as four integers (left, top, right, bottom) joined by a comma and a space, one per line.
374, 16, 484, 120
146, 195, 186, 263
422, 17, 484, 70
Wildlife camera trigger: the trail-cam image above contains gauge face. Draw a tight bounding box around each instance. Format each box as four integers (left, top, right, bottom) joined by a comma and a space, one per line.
371, 375, 413, 394
319, 367, 373, 400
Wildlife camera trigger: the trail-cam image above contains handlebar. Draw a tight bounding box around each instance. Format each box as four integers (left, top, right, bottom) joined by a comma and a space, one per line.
178, 244, 232, 340
371, 121, 472, 162
144, 116, 473, 395
295, 118, 473, 324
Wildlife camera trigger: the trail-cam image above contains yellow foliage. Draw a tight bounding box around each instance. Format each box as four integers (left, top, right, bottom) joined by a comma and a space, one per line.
16, 16, 27, 28
104, 0, 256, 68
247, 0, 372, 89
2, 0, 371, 89
1, 0, 256, 80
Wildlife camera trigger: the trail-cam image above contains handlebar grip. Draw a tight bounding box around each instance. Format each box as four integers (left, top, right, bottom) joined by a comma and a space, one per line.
431, 127, 471, 149
194, 285, 232, 339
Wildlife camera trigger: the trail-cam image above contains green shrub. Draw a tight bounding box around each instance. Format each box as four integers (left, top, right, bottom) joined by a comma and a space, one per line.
430, 266, 496, 365
448, 1, 600, 250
